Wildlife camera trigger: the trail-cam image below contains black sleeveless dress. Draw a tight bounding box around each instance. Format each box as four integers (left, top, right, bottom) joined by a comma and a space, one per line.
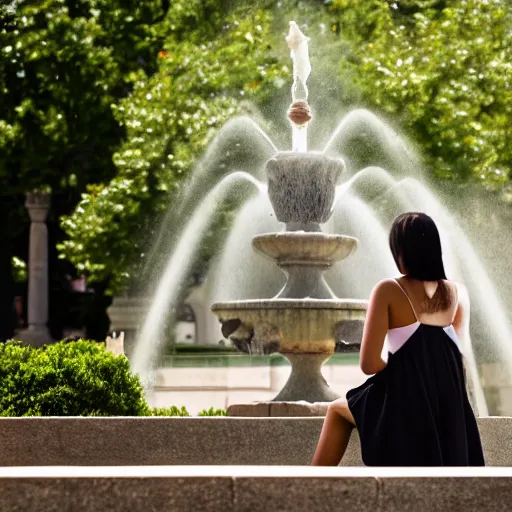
347, 298, 485, 466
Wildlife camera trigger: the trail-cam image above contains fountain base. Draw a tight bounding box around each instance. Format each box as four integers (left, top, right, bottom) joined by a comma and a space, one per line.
273, 353, 340, 402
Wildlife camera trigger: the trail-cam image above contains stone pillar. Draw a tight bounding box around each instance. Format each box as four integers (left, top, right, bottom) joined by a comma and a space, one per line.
186, 285, 208, 345
17, 192, 53, 346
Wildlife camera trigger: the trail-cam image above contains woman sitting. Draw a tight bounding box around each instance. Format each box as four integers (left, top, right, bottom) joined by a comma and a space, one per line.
312, 212, 485, 466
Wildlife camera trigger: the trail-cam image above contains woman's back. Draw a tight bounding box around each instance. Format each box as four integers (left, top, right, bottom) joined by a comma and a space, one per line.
388, 277, 459, 329
384, 278, 461, 360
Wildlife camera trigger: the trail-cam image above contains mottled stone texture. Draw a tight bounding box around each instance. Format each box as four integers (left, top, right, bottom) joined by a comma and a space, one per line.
0, 417, 325, 466
380, 477, 512, 512
2, 470, 512, 512
234, 476, 378, 512
0, 417, 509, 468
266, 152, 343, 228
0, 477, 234, 512
228, 401, 330, 417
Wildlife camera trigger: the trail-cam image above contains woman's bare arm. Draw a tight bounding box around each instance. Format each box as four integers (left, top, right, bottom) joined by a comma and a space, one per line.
452, 282, 470, 351
359, 279, 392, 375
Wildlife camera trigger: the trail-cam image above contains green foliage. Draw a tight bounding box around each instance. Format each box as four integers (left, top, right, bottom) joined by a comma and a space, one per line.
148, 405, 190, 416
5, 0, 512, 295
0, 0, 170, 338
166, 343, 237, 355
0, 0, 165, 194
59, 1, 288, 289
0, 339, 230, 416
198, 407, 227, 416
0, 340, 149, 416
331, 0, 512, 187
60, 0, 512, 291
11, 256, 27, 283
144, 406, 227, 416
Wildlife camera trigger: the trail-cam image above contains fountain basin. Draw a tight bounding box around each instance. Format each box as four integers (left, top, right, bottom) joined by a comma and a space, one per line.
212, 299, 366, 402
212, 299, 367, 354
266, 152, 344, 231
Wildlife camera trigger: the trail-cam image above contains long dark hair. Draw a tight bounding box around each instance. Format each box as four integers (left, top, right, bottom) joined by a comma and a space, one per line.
389, 212, 452, 312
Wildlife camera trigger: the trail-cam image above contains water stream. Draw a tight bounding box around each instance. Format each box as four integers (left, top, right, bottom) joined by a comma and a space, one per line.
132, 172, 265, 384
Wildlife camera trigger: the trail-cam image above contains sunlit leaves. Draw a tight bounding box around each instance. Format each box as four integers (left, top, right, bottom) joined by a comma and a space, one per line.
0, 0, 166, 197
332, 0, 512, 187
8, 0, 512, 293
59, 2, 287, 289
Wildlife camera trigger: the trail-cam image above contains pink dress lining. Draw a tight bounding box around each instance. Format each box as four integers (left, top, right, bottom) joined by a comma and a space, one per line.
385, 322, 460, 355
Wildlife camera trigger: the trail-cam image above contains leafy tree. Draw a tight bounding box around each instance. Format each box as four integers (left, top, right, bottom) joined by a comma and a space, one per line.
59, 1, 288, 290
61, 0, 512, 293
331, 0, 512, 188
5, 0, 511, 313
0, 0, 168, 338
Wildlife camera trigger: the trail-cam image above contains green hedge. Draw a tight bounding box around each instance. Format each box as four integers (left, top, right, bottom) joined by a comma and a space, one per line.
198, 407, 227, 417
0, 340, 226, 417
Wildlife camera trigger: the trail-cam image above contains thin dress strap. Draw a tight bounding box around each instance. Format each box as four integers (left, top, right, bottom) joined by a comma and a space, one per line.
393, 279, 418, 322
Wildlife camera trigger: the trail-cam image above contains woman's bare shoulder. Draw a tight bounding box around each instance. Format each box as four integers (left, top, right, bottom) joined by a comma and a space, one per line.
371, 278, 402, 296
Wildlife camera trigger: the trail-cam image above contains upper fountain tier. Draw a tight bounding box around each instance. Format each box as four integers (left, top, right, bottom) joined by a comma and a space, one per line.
253, 232, 358, 300
253, 232, 357, 267
266, 152, 344, 231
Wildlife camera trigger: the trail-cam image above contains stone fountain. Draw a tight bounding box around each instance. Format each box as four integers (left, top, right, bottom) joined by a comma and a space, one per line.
130, 21, 502, 417
211, 22, 367, 403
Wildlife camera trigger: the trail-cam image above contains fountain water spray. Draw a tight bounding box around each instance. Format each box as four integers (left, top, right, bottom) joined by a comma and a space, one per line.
132, 172, 264, 384
286, 21, 311, 153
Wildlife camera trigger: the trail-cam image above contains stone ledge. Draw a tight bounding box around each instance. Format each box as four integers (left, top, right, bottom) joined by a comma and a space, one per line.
1, 466, 512, 512
0, 417, 510, 467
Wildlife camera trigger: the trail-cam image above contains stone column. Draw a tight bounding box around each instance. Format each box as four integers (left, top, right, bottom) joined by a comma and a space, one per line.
186, 285, 208, 345
18, 192, 53, 346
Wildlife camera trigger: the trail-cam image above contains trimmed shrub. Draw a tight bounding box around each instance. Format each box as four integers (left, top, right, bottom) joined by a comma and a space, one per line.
0, 340, 230, 417
0, 340, 149, 416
